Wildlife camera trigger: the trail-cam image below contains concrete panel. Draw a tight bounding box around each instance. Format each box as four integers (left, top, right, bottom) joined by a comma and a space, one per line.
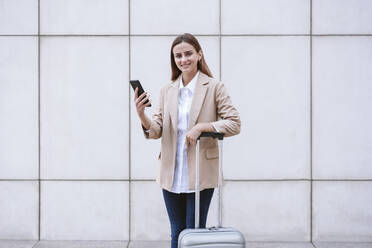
0, 181, 39, 239
130, 0, 219, 35
130, 181, 170, 240
40, 181, 129, 240
221, 36, 310, 180
0, 37, 38, 179
313, 0, 372, 34
313, 37, 372, 180
313, 181, 372, 242
40, 37, 129, 180
224, 181, 310, 241
222, 0, 309, 34
40, 0, 129, 34
0, 0, 38, 34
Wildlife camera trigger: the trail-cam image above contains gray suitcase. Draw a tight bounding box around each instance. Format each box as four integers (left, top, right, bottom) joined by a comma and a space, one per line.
178, 132, 245, 248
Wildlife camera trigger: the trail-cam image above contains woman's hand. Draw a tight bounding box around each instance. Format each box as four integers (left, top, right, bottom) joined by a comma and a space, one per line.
134, 87, 151, 118
186, 123, 217, 147
134, 87, 152, 130
185, 124, 202, 148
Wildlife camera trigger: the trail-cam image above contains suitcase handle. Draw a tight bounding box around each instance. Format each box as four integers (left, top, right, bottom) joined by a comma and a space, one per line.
195, 132, 224, 229
198, 132, 224, 140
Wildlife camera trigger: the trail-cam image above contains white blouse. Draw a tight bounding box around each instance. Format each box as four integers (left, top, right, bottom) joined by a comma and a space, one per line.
170, 71, 199, 193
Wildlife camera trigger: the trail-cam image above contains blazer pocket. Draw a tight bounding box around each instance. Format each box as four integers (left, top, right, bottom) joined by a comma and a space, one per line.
205, 147, 219, 160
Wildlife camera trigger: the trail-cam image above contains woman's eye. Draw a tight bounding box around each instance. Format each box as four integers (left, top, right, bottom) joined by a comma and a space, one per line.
176, 55, 181, 58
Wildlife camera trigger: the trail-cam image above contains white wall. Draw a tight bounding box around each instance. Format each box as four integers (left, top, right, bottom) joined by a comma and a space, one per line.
0, 0, 372, 242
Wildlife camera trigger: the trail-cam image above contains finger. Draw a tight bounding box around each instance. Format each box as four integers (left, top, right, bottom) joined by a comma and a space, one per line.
135, 93, 147, 105
188, 137, 193, 147
136, 91, 145, 102
139, 97, 151, 108
138, 100, 148, 110
134, 87, 138, 99
139, 94, 150, 105
139, 91, 147, 100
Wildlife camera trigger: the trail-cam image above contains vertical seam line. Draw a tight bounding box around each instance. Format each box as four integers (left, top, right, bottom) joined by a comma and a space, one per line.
128, 0, 132, 246
219, 0, 222, 81
310, 0, 314, 244
38, 0, 41, 241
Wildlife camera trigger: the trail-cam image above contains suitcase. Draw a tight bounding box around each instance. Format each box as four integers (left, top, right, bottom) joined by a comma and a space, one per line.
178, 132, 246, 248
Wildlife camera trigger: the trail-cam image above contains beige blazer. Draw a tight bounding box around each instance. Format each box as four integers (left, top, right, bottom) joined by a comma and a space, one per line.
142, 72, 241, 191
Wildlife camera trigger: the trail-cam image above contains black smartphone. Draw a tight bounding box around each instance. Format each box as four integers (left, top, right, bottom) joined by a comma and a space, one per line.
130, 80, 151, 107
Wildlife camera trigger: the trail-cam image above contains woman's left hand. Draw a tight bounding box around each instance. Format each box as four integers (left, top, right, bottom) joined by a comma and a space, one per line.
185, 124, 202, 147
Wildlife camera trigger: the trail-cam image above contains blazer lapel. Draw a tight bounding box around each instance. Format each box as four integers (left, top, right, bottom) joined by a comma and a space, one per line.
188, 72, 209, 130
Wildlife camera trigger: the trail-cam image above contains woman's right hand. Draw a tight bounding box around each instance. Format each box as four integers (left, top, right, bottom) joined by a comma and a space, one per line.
134, 87, 151, 118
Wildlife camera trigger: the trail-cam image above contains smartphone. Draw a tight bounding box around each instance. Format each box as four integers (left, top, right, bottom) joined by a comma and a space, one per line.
130, 80, 151, 107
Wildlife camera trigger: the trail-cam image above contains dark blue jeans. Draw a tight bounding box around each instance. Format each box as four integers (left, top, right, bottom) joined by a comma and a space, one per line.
162, 188, 214, 248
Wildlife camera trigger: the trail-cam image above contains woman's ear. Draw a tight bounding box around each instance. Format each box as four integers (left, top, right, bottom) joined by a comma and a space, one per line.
198, 50, 203, 61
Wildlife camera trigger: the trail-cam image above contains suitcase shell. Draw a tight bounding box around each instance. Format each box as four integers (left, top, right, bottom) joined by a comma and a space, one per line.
178, 132, 245, 248
178, 227, 245, 248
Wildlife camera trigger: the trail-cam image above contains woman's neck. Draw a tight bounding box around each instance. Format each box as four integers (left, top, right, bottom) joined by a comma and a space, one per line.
182, 69, 198, 86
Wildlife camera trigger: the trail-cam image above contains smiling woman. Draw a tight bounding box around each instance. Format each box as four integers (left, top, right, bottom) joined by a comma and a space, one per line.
170, 34, 213, 83
132, 33, 241, 248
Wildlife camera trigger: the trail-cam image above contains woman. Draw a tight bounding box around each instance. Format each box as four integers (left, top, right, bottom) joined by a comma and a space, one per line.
133, 33, 241, 248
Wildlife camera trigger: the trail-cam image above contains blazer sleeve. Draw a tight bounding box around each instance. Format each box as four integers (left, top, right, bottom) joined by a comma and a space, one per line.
141, 87, 164, 139
210, 82, 241, 137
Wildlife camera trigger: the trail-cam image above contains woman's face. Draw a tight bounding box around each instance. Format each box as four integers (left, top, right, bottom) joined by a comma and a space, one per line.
172, 42, 202, 74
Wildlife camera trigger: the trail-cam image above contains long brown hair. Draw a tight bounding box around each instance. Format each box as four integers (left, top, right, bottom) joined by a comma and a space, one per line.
170, 33, 213, 81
